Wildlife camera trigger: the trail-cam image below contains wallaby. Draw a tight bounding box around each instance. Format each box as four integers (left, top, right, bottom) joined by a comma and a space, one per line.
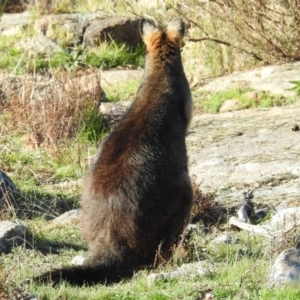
35, 18, 193, 286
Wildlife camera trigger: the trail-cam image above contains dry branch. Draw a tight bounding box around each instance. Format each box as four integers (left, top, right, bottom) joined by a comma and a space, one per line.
230, 206, 300, 238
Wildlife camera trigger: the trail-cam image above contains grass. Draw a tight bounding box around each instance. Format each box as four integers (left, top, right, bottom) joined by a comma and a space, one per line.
104, 78, 141, 102
0, 41, 145, 74
1, 221, 300, 299
193, 87, 299, 113
2, 111, 300, 298
289, 81, 300, 96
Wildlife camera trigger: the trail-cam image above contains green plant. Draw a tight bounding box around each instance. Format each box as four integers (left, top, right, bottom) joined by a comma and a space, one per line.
289, 80, 300, 96
78, 104, 107, 143
197, 87, 251, 113
86, 43, 145, 70
194, 87, 298, 113
104, 78, 141, 102
0, 0, 8, 16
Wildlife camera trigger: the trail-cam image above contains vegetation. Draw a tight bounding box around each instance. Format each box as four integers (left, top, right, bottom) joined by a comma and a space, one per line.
289, 81, 300, 96
1, 0, 300, 299
195, 87, 298, 113
0, 41, 145, 74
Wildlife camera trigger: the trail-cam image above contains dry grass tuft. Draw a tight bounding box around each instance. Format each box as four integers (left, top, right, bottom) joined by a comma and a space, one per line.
191, 177, 226, 226
1, 69, 102, 146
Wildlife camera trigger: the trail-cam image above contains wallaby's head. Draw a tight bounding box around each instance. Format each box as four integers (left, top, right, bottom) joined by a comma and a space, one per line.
139, 19, 185, 53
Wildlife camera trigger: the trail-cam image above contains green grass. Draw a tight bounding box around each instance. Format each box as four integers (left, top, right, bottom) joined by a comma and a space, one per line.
1, 225, 300, 299
289, 81, 300, 96
104, 78, 141, 102
86, 43, 145, 70
3, 112, 300, 299
0, 33, 145, 74
193, 87, 299, 113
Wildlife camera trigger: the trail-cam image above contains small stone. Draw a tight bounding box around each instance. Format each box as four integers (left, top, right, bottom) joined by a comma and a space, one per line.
51, 209, 82, 225
254, 182, 261, 188
292, 124, 299, 131
212, 234, 238, 245
71, 255, 86, 266
147, 261, 212, 287
219, 99, 242, 113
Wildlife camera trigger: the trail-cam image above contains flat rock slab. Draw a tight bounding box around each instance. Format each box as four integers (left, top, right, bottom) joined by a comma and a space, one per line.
201, 61, 300, 97
187, 104, 300, 206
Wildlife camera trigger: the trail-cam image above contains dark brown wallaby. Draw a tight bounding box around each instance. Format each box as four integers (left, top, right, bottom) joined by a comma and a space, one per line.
35, 18, 193, 286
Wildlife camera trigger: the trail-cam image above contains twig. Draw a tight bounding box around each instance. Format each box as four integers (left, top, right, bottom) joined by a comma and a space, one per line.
240, 262, 260, 287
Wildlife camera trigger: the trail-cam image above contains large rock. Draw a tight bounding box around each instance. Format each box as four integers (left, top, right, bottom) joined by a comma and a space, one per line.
17, 35, 63, 56
0, 10, 31, 36
187, 103, 300, 207
34, 14, 142, 49
0, 221, 26, 253
200, 61, 300, 97
83, 16, 141, 48
269, 247, 300, 286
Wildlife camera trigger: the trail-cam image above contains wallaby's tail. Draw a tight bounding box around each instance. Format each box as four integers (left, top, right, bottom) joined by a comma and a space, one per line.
34, 264, 134, 286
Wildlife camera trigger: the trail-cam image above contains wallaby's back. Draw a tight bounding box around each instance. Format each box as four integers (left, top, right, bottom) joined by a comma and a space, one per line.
35, 18, 193, 286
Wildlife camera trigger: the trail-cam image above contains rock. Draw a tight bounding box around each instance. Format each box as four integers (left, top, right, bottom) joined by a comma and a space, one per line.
51, 209, 82, 225
147, 261, 212, 287
211, 234, 238, 245
187, 104, 300, 207
292, 124, 299, 131
186, 224, 206, 235
0, 170, 16, 212
2, 24, 25, 36
100, 101, 132, 128
219, 99, 242, 113
34, 14, 89, 47
83, 16, 142, 48
269, 248, 300, 286
243, 91, 260, 101
268, 207, 300, 233
17, 35, 64, 56
100, 69, 143, 88
34, 14, 142, 49
71, 254, 86, 266
0, 10, 31, 35
0, 221, 26, 253
201, 61, 300, 97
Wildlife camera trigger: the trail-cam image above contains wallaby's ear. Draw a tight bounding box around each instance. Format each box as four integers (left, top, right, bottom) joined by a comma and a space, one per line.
167, 19, 185, 40
139, 19, 158, 39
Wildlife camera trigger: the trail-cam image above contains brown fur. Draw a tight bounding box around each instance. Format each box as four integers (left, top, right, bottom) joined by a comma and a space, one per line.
35, 18, 193, 286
